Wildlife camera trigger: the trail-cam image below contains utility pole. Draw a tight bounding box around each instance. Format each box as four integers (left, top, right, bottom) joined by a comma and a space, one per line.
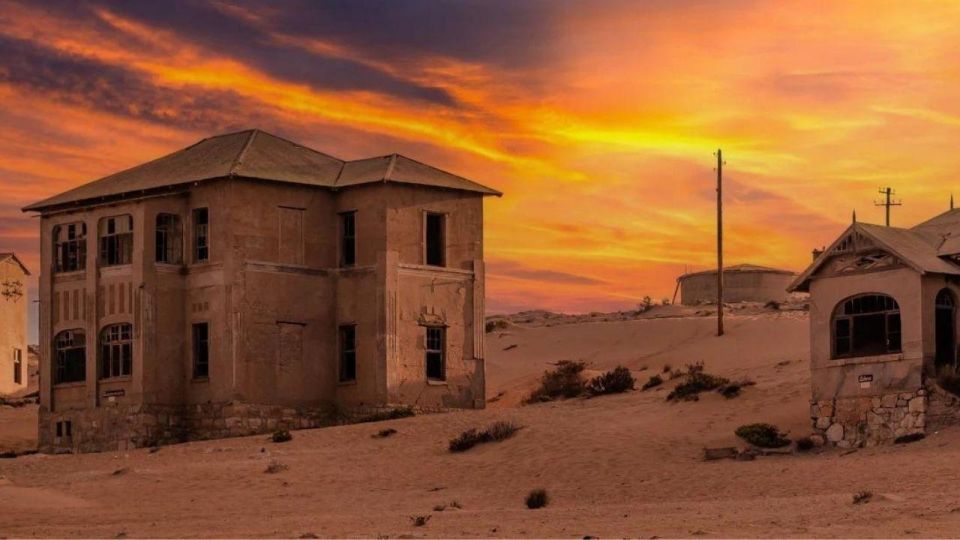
874, 187, 901, 227
716, 149, 724, 337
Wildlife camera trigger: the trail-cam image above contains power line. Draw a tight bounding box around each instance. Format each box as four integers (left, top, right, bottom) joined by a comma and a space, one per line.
874, 187, 901, 227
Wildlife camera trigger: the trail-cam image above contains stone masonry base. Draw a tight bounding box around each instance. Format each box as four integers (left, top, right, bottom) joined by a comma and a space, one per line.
38, 401, 420, 453
810, 388, 927, 447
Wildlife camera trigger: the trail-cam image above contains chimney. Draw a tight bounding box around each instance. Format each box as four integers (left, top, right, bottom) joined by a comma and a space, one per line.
812, 247, 824, 261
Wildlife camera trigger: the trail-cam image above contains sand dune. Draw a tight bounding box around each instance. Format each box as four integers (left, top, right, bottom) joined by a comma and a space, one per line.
5, 311, 960, 537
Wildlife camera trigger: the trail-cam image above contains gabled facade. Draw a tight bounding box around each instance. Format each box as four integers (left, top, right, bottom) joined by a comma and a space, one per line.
23, 129, 501, 453
790, 211, 960, 446
0, 253, 30, 395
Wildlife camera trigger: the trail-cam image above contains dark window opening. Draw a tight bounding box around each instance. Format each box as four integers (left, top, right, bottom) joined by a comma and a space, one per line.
936, 289, 956, 368
425, 213, 445, 267
156, 213, 183, 264
340, 211, 357, 267
100, 323, 133, 379
192, 323, 209, 379
425, 326, 446, 380
13, 348, 22, 385
54, 329, 86, 384
193, 208, 209, 262
339, 325, 357, 382
54, 223, 87, 273
99, 215, 133, 266
832, 294, 901, 359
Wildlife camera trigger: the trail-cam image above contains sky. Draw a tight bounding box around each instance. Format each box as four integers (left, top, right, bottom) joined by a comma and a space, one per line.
4, 0, 960, 341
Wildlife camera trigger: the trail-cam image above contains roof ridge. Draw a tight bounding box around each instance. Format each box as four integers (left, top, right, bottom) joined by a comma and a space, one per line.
391, 153, 501, 196
383, 153, 399, 181
230, 129, 259, 176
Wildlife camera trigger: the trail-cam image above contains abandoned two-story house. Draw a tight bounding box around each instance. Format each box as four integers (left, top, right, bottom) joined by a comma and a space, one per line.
0, 253, 29, 395
23, 129, 501, 453
789, 209, 960, 446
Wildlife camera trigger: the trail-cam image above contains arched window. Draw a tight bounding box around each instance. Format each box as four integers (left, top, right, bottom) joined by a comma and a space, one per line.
833, 294, 901, 358
100, 323, 133, 379
54, 329, 86, 384
155, 213, 182, 264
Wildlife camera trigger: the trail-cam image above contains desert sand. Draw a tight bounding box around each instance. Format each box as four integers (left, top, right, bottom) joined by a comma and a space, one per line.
3, 307, 960, 538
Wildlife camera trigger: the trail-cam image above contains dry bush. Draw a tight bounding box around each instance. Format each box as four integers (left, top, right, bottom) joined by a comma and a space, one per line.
795, 436, 815, 451
372, 428, 397, 439
719, 378, 756, 399
852, 491, 872, 504
666, 362, 730, 401
735, 423, 790, 448
449, 421, 522, 453
409, 515, 431, 527
642, 374, 663, 391
585, 366, 635, 396
485, 319, 509, 333
271, 430, 293, 443
524, 361, 586, 404
525, 489, 549, 509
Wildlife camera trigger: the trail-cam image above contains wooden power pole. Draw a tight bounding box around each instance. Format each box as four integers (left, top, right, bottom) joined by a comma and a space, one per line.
716, 149, 724, 337
874, 187, 901, 227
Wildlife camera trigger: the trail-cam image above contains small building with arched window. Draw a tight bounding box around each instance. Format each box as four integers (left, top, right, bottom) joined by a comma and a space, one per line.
790, 209, 960, 446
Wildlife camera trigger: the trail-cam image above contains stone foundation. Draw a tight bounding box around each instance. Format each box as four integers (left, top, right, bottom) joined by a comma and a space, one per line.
811, 388, 926, 447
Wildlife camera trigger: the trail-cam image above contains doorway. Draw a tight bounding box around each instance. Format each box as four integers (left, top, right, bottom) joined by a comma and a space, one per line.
935, 288, 956, 369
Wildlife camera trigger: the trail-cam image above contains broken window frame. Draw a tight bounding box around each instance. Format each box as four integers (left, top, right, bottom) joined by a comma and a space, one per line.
192, 322, 209, 379
155, 213, 183, 264
98, 215, 134, 267
53, 222, 87, 273
339, 324, 357, 382
424, 212, 446, 267
54, 329, 86, 384
425, 326, 446, 381
192, 208, 210, 263
99, 323, 133, 379
832, 293, 901, 359
339, 211, 357, 267
13, 348, 22, 385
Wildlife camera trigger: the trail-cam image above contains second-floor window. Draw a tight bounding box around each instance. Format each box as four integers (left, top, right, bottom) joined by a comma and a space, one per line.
340, 211, 356, 267
193, 208, 209, 262
54, 222, 87, 273
425, 213, 445, 267
99, 215, 133, 267
100, 323, 132, 379
156, 213, 182, 264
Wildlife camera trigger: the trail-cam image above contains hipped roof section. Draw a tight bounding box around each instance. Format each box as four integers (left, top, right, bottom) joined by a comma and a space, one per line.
23, 129, 501, 212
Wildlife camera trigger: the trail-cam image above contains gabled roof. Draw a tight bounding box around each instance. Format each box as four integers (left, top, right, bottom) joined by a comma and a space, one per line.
23, 129, 501, 212
0, 253, 31, 276
788, 220, 960, 292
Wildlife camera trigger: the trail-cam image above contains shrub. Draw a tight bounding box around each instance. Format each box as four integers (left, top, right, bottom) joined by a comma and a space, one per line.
271, 430, 293, 443
735, 423, 790, 448
585, 366, 635, 395
356, 406, 415, 424
524, 361, 585, 404
719, 378, 756, 399
410, 515, 431, 527
666, 363, 730, 401
764, 300, 781, 310
449, 421, 522, 452
852, 491, 872, 505
525, 489, 549, 509
372, 428, 397, 439
642, 374, 663, 391
485, 319, 509, 333
795, 436, 815, 451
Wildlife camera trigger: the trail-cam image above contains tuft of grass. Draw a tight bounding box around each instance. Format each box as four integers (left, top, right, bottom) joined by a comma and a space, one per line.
852, 491, 873, 505
585, 366, 635, 396
525, 489, 549, 509
271, 430, 293, 443
264, 460, 289, 474
356, 406, 416, 424
642, 374, 664, 391
735, 423, 790, 448
718, 378, 756, 399
449, 421, 522, 453
410, 515, 431, 527
485, 319, 510, 333
666, 362, 730, 401
524, 361, 586, 404
372, 428, 397, 439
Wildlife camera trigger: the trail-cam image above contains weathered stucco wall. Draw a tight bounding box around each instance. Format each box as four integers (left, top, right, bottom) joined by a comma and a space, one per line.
0, 257, 29, 395
680, 270, 794, 305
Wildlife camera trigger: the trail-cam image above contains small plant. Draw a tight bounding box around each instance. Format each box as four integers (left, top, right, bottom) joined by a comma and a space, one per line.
735, 423, 790, 448
271, 430, 293, 443
764, 300, 781, 310
372, 428, 397, 439
795, 436, 815, 451
718, 378, 756, 399
449, 421, 522, 452
852, 491, 872, 505
356, 406, 416, 424
524, 360, 586, 404
642, 374, 663, 391
410, 515, 431, 527
485, 319, 509, 333
641, 296, 654, 311
525, 489, 549, 509
264, 460, 289, 474
585, 366, 635, 395
662, 364, 671, 374
661, 298, 671, 306
667, 362, 730, 401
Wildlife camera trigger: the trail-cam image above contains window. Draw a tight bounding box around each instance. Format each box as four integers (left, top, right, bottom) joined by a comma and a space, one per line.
340, 211, 357, 267
339, 324, 357, 382
425, 326, 445, 380
99, 215, 133, 266
54, 222, 87, 273
193, 208, 209, 262
832, 294, 901, 359
425, 213, 445, 267
13, 348, 22, 385
192, 323, 209, 379
54, 330, 86, 384
156, 213, 182, 264
56, 420, 72, 439
100, 323, 132, 379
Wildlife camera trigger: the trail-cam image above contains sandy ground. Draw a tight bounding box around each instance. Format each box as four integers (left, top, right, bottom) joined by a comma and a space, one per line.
4, 309, 960, 537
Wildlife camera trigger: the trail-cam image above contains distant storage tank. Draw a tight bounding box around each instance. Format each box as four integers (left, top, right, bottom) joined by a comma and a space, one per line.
678, 264, 796, 306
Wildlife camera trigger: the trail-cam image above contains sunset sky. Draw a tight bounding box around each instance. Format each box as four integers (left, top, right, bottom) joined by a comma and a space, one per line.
4, 1, 960, 340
